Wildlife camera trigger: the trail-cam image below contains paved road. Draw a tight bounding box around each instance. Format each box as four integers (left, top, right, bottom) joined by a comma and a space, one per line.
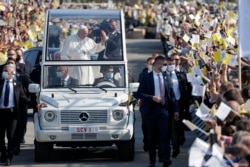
8, 39, 196, 167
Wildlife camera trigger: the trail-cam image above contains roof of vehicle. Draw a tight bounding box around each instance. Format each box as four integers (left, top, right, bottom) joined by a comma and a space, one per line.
48, 9, 122, 18
24, 47, 42, 51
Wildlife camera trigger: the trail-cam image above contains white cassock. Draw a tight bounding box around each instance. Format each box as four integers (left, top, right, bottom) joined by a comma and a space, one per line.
61, 34, 105, 85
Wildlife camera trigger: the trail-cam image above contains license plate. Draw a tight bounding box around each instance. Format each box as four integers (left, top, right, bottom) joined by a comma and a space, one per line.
69, 126, 98, 133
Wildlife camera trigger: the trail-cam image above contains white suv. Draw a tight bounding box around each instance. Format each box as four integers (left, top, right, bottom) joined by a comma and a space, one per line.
29, 9, 138, 162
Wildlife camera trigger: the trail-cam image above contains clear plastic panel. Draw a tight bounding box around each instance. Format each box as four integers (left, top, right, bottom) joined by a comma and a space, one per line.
46, 9, 123, 61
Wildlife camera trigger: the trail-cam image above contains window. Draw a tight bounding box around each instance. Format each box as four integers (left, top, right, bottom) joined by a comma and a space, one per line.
46, 10, 124, 61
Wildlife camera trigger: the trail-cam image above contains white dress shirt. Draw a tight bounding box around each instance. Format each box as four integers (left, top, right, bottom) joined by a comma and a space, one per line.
62, 75, 69, 86
171, 71, 181, 100
153, 71, 164, 97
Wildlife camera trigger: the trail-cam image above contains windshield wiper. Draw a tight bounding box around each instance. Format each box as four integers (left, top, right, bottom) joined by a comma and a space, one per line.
68, 87, 77, 93
79, 84, 107, 93
48, 85, 77, 93
96, 86, 107, 93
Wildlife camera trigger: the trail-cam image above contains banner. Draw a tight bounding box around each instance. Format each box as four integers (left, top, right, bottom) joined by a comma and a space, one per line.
239, 0, 250, 57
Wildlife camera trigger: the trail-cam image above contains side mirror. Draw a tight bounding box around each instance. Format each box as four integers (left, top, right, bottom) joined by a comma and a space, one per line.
129, 82, 139, 93
28, 83, 40, 93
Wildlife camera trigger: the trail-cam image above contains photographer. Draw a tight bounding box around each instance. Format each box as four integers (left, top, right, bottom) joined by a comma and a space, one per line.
97, 19, 122, 60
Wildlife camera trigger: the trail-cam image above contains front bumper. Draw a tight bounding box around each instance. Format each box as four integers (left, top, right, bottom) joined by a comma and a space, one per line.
34, 112, 134, 142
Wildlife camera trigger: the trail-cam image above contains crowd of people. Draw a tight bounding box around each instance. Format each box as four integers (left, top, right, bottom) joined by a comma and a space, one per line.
134, 1, 250, 167
0, 0, 250, 167
0, 0, 110, 64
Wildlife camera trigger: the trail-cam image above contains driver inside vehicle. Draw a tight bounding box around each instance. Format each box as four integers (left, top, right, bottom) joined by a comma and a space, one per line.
94, 66, 119, 87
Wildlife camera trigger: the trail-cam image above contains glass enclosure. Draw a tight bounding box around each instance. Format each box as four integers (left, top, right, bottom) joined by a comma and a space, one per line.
45, 9, 124, 61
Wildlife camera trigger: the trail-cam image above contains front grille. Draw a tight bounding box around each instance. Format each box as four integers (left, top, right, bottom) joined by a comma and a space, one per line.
71, 133, 97, 140
60, 110, 108, 124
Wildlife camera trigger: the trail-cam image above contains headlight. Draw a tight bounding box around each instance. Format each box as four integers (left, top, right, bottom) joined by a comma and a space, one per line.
112, 110, 124, 121
44, 111, 56, 122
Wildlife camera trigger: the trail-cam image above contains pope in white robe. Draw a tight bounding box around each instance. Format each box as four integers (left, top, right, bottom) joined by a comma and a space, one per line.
61, 25, 105, 85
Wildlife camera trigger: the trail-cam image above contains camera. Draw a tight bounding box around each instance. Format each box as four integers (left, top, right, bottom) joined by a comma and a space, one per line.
90, 19, 111, 42
225, 146, 241, 156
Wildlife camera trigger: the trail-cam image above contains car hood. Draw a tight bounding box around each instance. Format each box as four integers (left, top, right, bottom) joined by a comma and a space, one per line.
40, 92, 128, 108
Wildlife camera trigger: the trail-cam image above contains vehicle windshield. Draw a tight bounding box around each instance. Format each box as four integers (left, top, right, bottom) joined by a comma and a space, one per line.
45, 9, 124, 61
42, 65, 126, 89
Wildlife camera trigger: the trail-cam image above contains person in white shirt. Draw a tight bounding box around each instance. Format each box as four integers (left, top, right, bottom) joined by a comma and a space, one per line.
48, 18, 63, 48
61, 25, 106, 85
166, 55, 192, 158
159, 18, 173, 57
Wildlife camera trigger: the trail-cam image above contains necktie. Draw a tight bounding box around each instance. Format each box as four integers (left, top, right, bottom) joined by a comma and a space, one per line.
4, 81, 10, 107
169, 72, 173, 88
63, 80, 67, 86
157, 74, 165, 105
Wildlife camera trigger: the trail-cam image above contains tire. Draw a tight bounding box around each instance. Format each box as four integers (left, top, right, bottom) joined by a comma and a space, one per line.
34, 140, 53, 162
117, 136, 135, 161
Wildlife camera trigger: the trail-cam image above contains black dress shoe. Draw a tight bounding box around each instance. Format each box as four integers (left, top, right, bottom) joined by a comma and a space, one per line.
5, 158, 11, 166
148, 163, 155, 167
172, 149, 180, 158
163, 160, 172, 167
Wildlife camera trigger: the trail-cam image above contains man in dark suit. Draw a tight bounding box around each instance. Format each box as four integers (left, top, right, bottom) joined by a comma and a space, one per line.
94, 66, 119, 87
137, 56, 179, 167
15, 48, 33, 75
30, 54, 42, 114
0, 64, 30, 166
0, 49, 19, 74
98, 19, 122, 60
136, 57, 155, 152
5, 57, 32, 155
166, 55, 192, 158
15, 48, 33, 145
50, 66, 79, 87
48, 51, 61, 86
4, 49, 28, 76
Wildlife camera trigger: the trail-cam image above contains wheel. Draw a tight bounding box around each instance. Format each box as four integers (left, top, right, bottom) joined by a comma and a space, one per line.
34, 139, 53, 162
117, 136, 135, 161
95, 81, 116, 88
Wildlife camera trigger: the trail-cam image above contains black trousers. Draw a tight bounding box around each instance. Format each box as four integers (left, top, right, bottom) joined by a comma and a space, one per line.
147, 104, 170, 163
161, 39, 170, 57
140, 111, 148, 146
48, 36, 60, 48
13, 105, 28, 149
0, 109, 17, 160
170, 101, 185, 150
